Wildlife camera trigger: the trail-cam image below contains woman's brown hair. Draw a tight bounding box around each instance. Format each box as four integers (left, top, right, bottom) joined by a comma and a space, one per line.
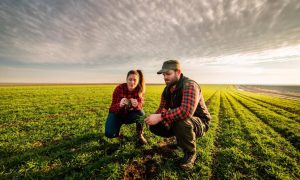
126, 70, 145, 97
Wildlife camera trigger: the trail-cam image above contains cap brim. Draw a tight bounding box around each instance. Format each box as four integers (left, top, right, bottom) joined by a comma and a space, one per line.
157, 69, 168, 74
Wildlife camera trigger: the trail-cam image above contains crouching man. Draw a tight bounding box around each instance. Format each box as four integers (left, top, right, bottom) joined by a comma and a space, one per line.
144, 60, 211, 170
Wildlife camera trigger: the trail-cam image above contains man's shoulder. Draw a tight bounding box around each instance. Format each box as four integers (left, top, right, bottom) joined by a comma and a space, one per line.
182, 78, 201, 94
184, 77, 200, 87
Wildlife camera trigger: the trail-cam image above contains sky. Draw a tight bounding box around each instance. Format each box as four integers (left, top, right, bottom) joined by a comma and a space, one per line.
0, 0, 300, 85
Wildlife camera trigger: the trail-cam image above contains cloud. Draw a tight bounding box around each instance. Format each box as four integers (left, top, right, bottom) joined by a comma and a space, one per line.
0, 0, 300, 84
205, 44, 300, 65
0, 0, 299, 66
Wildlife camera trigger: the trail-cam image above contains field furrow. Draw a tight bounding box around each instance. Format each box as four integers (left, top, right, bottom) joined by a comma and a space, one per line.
229, 92, 300, 150
226, 92, 300, 179
212, 91, 260, 179
236, 89, 300, 115
234, 92, 300, 123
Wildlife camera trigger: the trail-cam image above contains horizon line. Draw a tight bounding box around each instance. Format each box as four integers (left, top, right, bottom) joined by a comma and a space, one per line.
0, 82, 299, 86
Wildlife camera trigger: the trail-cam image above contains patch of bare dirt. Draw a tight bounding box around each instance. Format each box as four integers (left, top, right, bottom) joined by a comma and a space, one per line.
122, 137, 177, 179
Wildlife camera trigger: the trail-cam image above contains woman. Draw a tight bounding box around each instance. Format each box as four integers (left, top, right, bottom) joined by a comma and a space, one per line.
105, 70, 148, 145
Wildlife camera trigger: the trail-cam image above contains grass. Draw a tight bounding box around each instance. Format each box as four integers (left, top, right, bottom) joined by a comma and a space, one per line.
0, 84, 299, 179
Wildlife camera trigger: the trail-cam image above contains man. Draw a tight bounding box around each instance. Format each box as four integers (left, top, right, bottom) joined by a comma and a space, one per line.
144, 60, 211, 170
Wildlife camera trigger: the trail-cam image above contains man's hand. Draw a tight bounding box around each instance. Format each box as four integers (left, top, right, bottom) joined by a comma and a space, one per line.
130, 98, 138, 108
144, 114, 163, 125
120, 98, 128, 107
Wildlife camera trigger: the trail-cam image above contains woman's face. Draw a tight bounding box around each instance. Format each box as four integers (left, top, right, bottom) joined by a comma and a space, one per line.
127, 74, 139, 91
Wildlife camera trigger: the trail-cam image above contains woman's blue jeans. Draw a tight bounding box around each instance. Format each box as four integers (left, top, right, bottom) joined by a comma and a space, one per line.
105, 110, 145, 138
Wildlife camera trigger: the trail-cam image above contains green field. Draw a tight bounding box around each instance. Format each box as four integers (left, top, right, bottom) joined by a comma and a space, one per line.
0, 85, 299, 179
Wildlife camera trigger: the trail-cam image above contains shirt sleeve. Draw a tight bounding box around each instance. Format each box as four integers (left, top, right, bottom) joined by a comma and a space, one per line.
109, 85, 123, 113
161, 81, 200, 124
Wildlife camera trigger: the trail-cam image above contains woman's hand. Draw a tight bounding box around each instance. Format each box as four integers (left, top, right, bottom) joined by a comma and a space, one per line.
130, 98, 138, 107
120, 98, 128, 107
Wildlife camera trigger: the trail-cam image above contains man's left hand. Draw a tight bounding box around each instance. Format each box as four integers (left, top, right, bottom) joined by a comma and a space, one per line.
144, 114, 162, 125
130, 98, 138, 107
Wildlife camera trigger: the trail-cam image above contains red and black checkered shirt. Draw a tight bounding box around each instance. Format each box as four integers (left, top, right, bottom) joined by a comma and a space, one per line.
155, 81, 200, 124
109, 83, 144, 114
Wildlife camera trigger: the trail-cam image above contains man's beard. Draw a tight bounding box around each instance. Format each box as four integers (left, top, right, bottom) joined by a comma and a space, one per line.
165, 76, 179, 86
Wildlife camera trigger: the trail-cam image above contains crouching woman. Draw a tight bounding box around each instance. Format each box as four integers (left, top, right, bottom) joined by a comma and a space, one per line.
104, 70, 147, 145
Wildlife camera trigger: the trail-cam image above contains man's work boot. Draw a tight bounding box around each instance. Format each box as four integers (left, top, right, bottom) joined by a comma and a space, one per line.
136, 123, 148, 145
180, 152, 197, 170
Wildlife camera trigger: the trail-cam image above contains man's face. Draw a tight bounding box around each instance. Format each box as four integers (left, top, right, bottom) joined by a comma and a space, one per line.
162, 70, 180, 86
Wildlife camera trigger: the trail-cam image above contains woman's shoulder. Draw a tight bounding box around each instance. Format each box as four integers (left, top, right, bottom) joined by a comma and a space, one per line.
114, 83, 127, 91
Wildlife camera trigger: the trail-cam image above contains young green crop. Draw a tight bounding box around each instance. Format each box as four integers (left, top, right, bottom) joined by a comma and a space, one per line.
234, 92, 300, 123
226, 92, 300, 179
0, 84, 299, 179
228, 91, 300, 150
235, 88, 300, 115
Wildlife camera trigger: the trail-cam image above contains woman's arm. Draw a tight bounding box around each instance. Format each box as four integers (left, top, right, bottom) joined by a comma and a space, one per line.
109, 85, 123, 113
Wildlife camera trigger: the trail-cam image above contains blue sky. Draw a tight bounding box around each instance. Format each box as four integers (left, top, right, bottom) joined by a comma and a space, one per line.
0, 0, 300, 84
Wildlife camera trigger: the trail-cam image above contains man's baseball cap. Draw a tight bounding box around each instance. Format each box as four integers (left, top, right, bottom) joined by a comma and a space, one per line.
157, 60, 181, 74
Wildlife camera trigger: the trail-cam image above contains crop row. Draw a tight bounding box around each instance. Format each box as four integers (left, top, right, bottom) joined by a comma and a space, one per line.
228, 91, 300, 150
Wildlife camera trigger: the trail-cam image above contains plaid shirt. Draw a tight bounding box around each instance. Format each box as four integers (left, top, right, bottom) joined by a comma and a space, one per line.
155, 81, 200, 124
109, 83, 144, 115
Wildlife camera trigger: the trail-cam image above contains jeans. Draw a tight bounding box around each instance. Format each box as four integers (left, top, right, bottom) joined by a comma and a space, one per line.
105, 110, 145, 138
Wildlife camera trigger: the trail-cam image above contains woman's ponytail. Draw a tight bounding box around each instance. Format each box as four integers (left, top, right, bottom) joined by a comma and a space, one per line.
136, 70, 145, 97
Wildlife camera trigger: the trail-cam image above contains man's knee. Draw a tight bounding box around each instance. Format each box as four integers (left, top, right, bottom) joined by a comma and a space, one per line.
174, 118, 194, 137
176, 116, 207, 137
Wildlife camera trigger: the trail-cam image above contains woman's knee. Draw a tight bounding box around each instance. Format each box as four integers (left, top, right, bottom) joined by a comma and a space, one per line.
127, 110, 145, 123
139, 110, 145, 116
133, 110, 145, 116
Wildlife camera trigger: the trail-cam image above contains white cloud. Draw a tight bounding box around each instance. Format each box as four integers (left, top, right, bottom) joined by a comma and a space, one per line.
0, 0, 299, 84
